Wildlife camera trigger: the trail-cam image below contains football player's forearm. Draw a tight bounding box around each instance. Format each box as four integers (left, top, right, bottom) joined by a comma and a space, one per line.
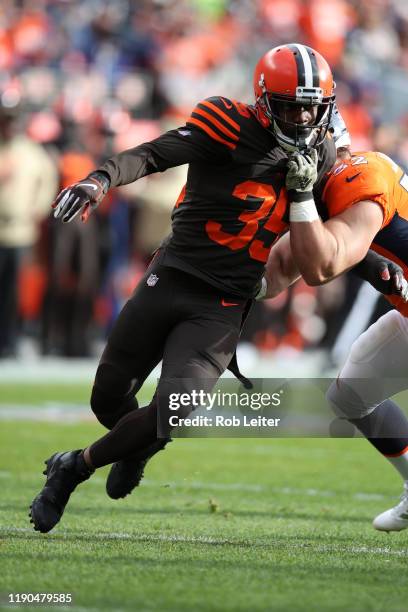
290, 221, 346, 285
97, 127, 230, 188
264, 234, 301, 298
286, 149, 357, 285
290, 199, 385, 286
97, 144, 162, 188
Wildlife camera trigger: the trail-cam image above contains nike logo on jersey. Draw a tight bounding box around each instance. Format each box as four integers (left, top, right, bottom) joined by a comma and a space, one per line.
345, 173, 361, 183
220, 98, 233, 110
221, 299, 239, 307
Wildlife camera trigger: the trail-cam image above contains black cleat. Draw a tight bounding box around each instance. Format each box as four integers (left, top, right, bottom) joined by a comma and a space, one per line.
29, 450, 93, 533
106, 439, 171, 500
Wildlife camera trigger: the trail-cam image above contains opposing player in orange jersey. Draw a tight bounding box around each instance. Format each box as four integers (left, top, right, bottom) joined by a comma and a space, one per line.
264, 149, 408, 532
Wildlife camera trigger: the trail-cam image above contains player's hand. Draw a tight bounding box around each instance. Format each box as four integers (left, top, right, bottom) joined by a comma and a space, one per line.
286, 149, 318, 193
353, 250, 408, 300
378, 260, 408, 300
52, 172, 110, 223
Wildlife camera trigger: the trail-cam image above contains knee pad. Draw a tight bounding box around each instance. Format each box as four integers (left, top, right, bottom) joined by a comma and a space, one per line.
326, 379, 376, 420
348, 309, 402, 366
91, 363, 139, 429
328, 310, 408, 419
93, 362, 138, 397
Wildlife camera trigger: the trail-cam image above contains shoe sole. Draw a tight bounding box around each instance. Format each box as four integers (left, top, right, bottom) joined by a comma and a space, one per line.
373, 523, 407, 532
28, 502, 41, 532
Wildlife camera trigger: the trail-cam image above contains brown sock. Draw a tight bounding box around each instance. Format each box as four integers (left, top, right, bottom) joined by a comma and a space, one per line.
88, 402, 158, 468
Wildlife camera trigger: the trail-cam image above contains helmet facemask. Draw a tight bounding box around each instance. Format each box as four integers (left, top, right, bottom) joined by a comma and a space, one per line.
260, 92, 334, 152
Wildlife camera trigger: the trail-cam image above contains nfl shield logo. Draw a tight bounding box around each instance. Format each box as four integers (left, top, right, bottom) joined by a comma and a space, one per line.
147, 273, 159, 287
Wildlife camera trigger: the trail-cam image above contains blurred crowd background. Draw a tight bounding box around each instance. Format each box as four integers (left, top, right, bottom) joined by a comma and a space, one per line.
0, 0, 405, 365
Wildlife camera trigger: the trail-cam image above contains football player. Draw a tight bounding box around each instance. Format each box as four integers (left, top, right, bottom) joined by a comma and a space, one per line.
28, 43, 368, 534
263, 149, 408, 532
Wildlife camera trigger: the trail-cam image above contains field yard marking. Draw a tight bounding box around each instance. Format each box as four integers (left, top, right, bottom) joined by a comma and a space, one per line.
2, 527, 408, 556
98, 477, 391, 501
17, 470, 393, 501
1, 527, 241, 546
0, 405, 93, 422
354, 492, 386, 501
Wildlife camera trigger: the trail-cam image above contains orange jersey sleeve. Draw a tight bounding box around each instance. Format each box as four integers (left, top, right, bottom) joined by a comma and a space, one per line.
323, 151, 408, 317
322, 152, 400, 227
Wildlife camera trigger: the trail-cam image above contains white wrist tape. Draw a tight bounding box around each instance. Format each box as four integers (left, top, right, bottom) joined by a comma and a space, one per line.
255, 276, 268, 300
290, 199, 319, 223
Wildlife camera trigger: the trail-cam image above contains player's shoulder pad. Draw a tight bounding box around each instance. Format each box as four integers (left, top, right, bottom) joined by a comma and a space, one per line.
187, 96, 253, 151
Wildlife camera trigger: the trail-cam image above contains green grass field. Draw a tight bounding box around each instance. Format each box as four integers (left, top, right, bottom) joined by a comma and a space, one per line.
1, 383, 408, 611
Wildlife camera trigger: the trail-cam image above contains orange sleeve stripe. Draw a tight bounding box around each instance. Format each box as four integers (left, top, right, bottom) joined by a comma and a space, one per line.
186, 117, 236, 150
200, 101, 240, 131
192, 107, 239, 141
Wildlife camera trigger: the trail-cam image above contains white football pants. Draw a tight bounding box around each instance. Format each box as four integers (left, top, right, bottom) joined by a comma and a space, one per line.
327, 309, 408, 418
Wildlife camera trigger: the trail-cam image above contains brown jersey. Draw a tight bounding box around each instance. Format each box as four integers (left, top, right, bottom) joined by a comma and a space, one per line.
100, 96, 336, 298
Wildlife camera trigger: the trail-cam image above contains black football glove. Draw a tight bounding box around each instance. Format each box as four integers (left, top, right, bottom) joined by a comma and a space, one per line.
353, 249, 408, 300
52, 171, 110, 223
